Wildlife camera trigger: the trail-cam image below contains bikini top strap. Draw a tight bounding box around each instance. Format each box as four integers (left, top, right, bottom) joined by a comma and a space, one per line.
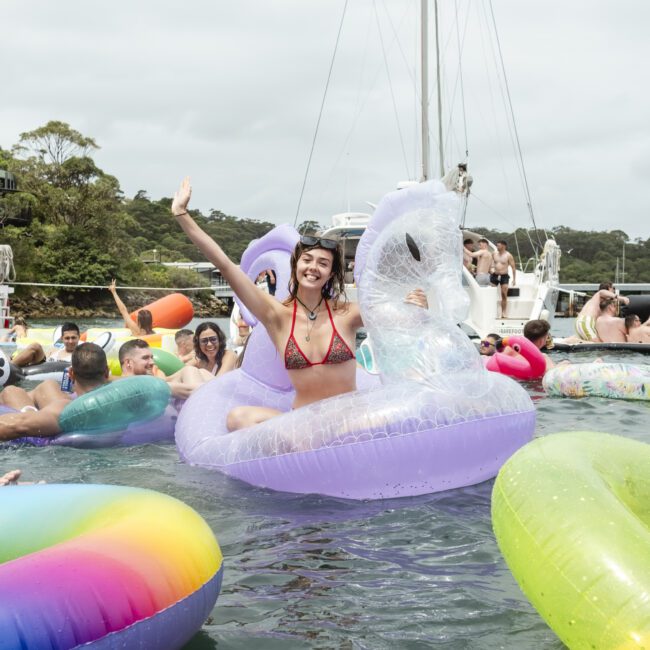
324, 299, 334, 324
290, 300, 298, 336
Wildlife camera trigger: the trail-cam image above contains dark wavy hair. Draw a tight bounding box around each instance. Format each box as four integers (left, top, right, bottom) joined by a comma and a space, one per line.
284, 240, 347, 307
193, 322, 227, 370
137, 309, 154, 334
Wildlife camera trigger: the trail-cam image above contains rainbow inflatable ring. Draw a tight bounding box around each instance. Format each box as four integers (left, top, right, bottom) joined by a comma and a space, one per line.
0, 484, 223, 648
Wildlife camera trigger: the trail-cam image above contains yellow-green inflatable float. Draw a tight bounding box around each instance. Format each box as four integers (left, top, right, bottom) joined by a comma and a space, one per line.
492, 431, 650, 649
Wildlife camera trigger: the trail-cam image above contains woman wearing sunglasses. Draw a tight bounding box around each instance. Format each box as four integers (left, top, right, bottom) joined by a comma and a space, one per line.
191, 321, 236, 376
171, 177, 427, 431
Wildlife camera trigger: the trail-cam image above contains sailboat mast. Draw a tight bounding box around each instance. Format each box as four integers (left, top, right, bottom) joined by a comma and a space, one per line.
434, 0, 444, 178
420, 0, 430, 181
420, 0, 444, 181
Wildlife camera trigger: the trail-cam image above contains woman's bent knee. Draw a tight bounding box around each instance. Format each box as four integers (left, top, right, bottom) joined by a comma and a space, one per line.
226, 407, 247, 432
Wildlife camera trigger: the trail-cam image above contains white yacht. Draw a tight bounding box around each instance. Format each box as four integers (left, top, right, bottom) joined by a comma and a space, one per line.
320, 214, 560, 340
314, 1, 560, 340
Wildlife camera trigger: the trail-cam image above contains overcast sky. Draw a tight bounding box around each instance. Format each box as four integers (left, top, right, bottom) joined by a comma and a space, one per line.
2, 1, 649, 240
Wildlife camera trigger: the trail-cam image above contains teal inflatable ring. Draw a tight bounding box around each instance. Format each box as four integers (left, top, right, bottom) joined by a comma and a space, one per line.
59, 376, 171, 434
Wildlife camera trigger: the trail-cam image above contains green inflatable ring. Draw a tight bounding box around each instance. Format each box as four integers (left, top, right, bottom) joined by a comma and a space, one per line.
151, 347, 185, 376
492, 431, 650, 649
59, 376, 171, 434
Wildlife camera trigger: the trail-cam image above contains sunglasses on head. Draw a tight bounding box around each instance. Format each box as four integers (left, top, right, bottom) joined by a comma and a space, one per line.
300, 235, 338, 250
199, 336, 218, 345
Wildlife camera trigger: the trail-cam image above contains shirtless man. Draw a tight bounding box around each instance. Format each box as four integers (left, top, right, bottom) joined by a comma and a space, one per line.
463, 239, 476, 274
468, 239, 493, 287
0, 316, 28, 342
595, 299, 627, 343
10, 322, 80, 367
0, 343, 108, 441
174, 328, 195, 363
118, 338, 214, 400
490, 241, 516, 318
625, 314, 650, 344
574, 282, 629, 342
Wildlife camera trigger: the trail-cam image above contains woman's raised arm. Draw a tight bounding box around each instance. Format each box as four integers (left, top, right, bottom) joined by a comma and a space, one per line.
171, 177, 281, 328
108, 279, 141, 336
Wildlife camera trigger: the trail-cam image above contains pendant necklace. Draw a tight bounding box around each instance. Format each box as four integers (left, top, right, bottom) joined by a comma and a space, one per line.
296, 295, 323, 321
296, 296, 323, 342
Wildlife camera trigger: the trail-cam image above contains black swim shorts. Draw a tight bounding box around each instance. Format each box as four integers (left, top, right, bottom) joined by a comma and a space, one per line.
490, 273, 510, 286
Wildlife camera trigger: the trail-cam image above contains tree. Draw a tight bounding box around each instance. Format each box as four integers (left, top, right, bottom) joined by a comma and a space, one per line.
8, 122, 123, 228
13, 121, 98, 166
296, 219, 322, 234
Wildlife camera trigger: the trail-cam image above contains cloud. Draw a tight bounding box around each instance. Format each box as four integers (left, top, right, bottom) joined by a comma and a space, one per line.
2, 0, 648, 238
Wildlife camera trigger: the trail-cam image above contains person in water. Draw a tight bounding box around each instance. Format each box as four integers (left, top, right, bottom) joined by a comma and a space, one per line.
0, 316, 28, 342
10, 322, 81, 367
190, 322, 237, 376
0, 343, 109, 441
0, 469, 43, 486
595, 298, 628, 343
574, 282, 629, 342
108, 279, 154, 336
626, 313, 650, 344
478, 333, 501, 357
174, 328, 196, 363
170, 177, 428, 431
118, 338, 219, 400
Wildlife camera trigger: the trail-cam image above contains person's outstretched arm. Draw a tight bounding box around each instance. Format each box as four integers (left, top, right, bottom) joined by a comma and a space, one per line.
171, 177, 282, 329
0, 401, 67, 441
108, 279, 141, 336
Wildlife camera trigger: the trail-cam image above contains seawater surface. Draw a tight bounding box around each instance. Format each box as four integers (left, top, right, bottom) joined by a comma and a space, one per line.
2, 318, 648, 649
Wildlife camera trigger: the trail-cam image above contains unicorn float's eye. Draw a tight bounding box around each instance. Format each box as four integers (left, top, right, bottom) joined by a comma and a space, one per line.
405, 233, 421, 261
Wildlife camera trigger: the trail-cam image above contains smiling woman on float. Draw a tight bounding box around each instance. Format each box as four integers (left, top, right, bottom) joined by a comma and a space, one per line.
190, 322, 236, 376
171, 177, 427, 431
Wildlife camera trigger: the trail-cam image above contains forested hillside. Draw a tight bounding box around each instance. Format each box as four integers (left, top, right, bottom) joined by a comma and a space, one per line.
1, 121, 649, 313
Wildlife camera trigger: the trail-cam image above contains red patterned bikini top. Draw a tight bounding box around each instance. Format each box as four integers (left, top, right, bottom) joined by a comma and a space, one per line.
284, 300, 355, 370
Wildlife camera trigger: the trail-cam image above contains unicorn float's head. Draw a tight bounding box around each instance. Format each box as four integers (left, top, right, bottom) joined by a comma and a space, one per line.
234, 224, 299, 391
356, 180, 488, 395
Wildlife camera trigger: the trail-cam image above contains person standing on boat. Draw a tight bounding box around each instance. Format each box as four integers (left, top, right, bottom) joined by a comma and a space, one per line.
467, 239, 493, 287
463, 239, 476, 275
490, 241, 516, 318
169, 177, 428, 431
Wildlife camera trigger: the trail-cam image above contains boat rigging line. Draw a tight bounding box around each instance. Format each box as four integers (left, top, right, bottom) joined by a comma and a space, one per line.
293, 0, 349, 228
8, 281, 211, 292
487, 0, 545, 253
374, 0, 410, 180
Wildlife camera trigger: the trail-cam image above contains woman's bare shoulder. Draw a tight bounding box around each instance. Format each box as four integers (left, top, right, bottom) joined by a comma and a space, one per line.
331, 299, 360, 318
